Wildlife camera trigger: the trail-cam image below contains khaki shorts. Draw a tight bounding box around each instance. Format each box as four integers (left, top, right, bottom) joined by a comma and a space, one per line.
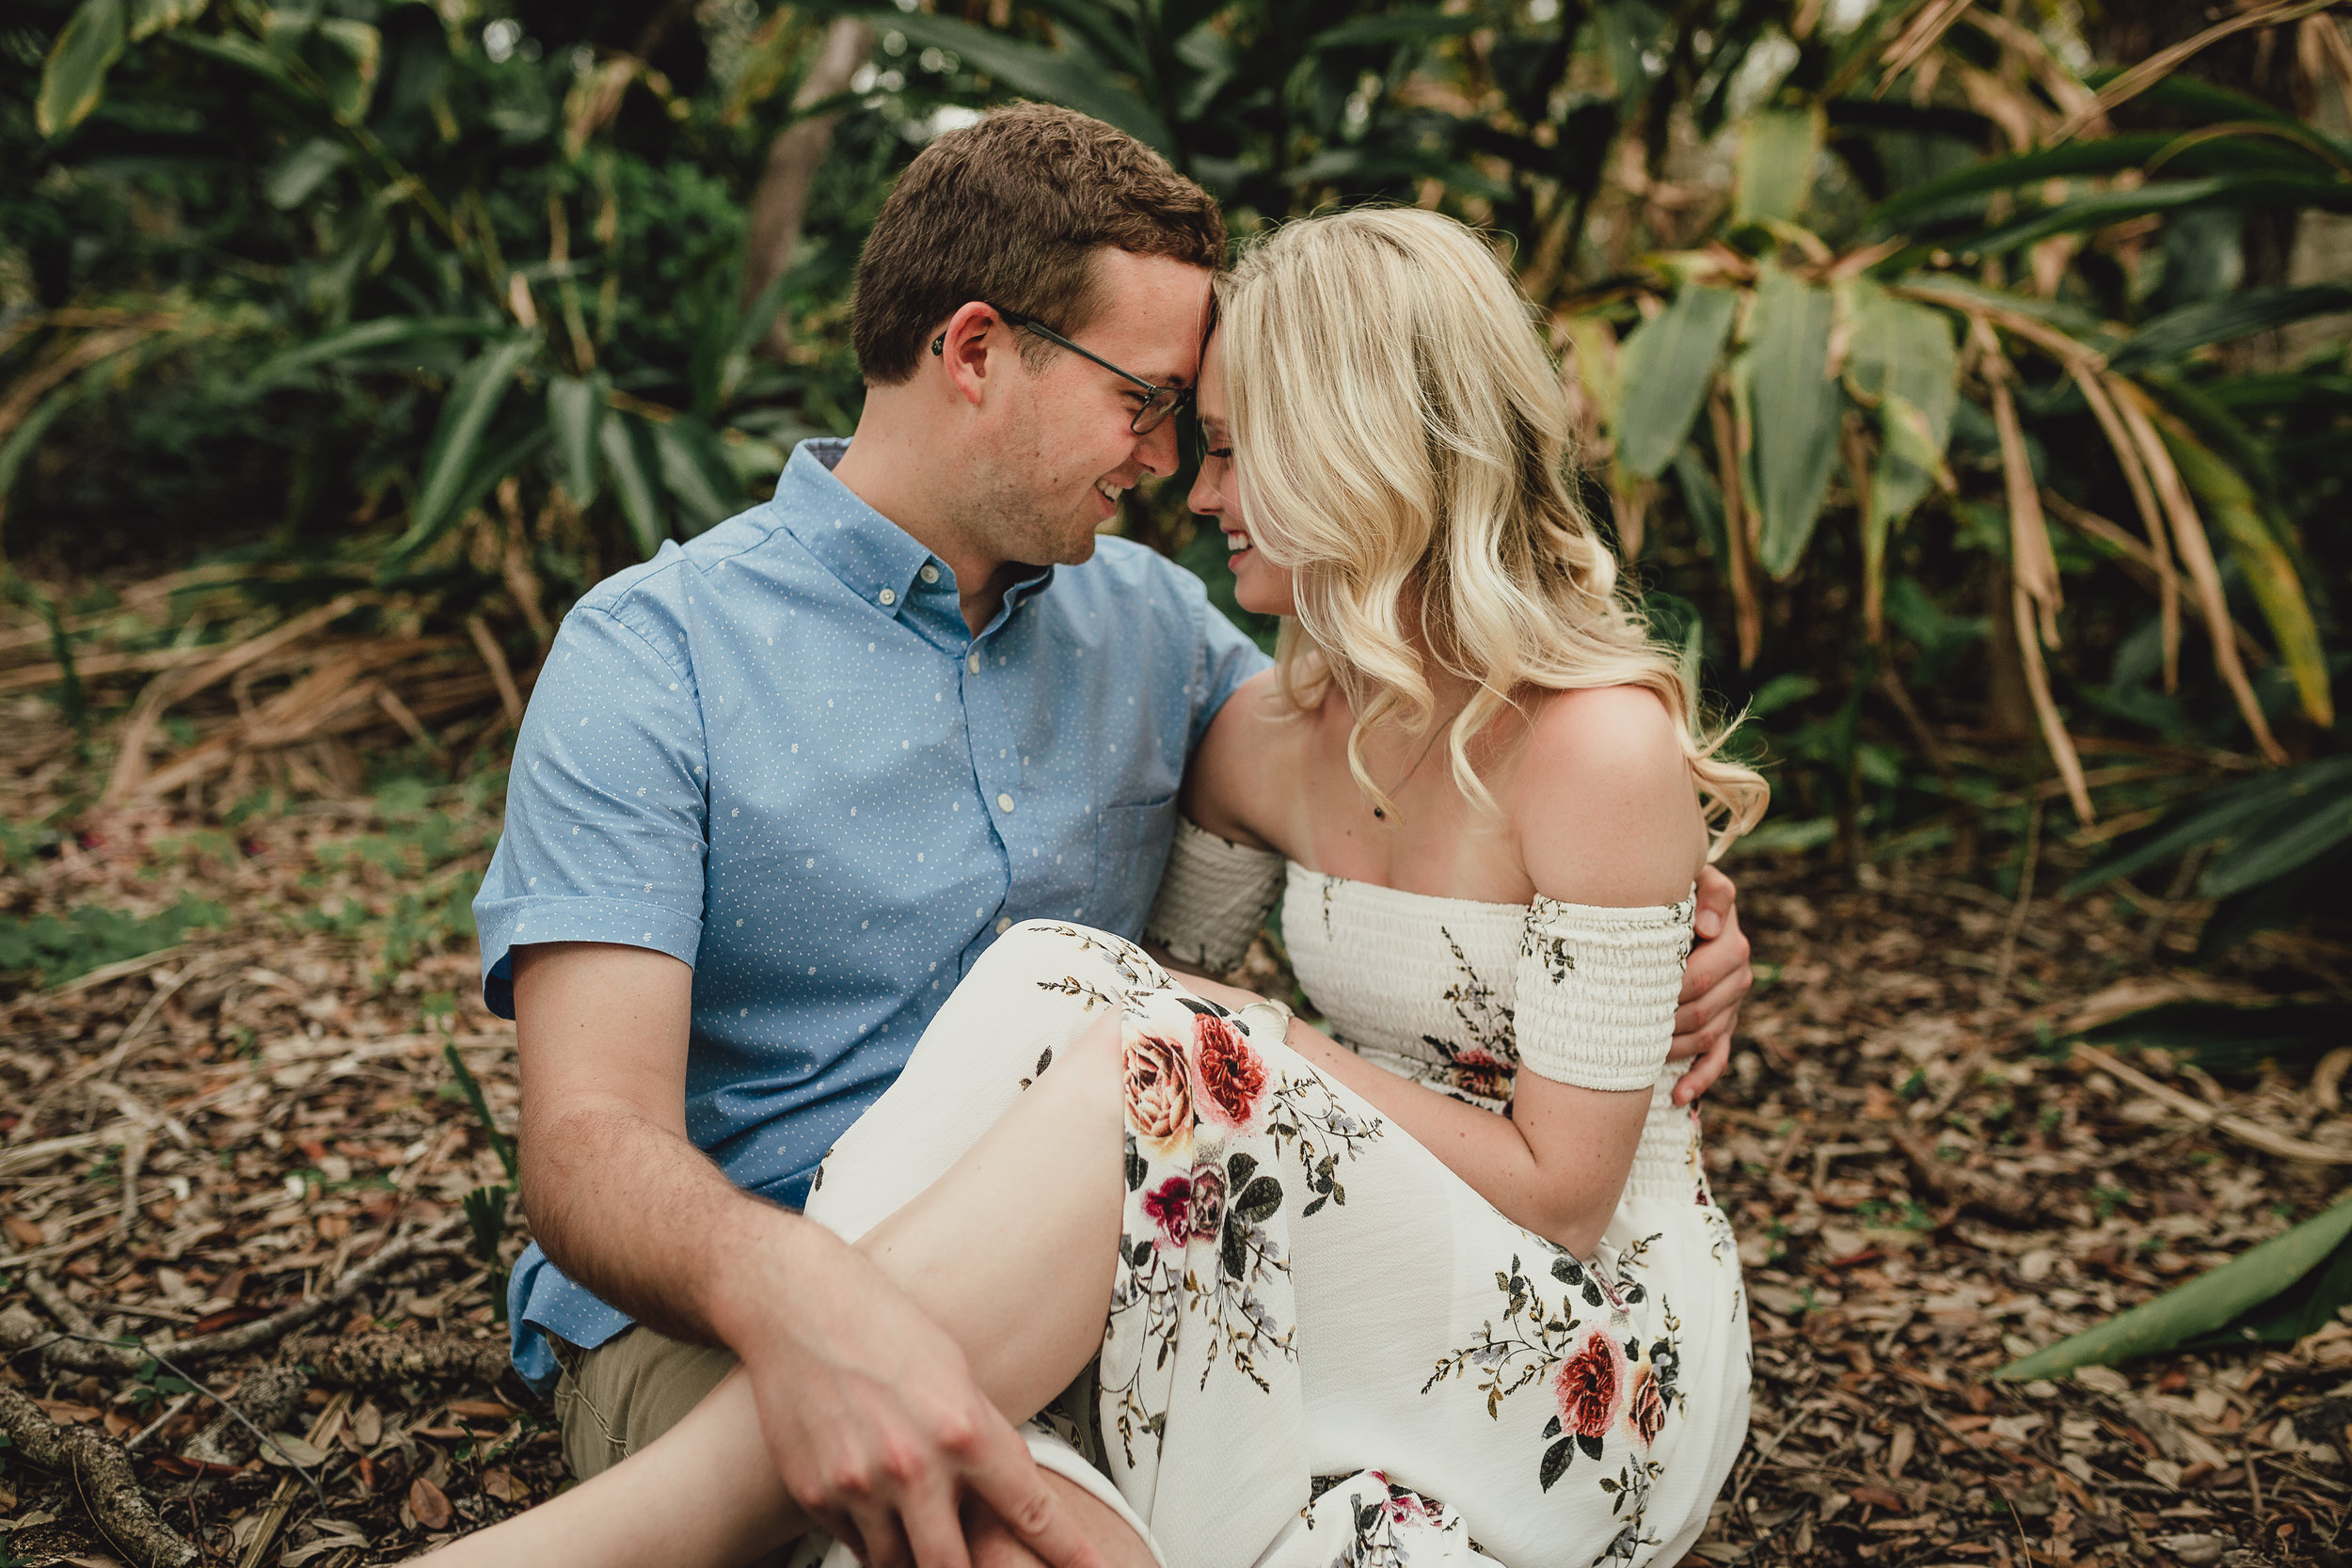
549, 1324, 739, 1482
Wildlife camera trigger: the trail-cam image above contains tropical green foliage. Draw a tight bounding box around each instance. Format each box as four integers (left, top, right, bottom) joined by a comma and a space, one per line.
7, 0, 2347, 929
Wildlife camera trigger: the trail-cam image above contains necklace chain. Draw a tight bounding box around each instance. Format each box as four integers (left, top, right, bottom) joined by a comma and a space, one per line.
1370, 723, 1447, 820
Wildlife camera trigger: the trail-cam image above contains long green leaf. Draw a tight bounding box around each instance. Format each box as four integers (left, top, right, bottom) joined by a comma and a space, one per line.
2200, 787, 2352, 900
262, 135, 351, 208
1613, 286, 1737, 479
656, 414, 739, 534
548, 375, 603, 508
409, 338, 536, 545
1961, 177, 2352, 259
600, 414, 667, 560
310, 17, 381, 125
1843, 280, 1958, 564
1744, 267, 1840, 578
1869, 134, 2333, 232
882, 13, 1172, 153
245, 316, 497, 387
1734, 107, 1823, 225
2110, 283, 2352, 373
1996, 1194, 2352, 1380
2163, 425, 2332, 727
37, 0, 127, 136
126, 0, 205, 41
2065, 757, 2352, 895
1307, 13, 1483, 50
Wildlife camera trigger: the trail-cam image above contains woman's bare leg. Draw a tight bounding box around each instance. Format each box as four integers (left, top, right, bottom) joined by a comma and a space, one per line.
418, 1014, 1132, 1568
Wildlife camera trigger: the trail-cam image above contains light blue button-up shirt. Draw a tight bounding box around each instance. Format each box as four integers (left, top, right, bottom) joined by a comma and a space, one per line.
475, 439, 1266, 1390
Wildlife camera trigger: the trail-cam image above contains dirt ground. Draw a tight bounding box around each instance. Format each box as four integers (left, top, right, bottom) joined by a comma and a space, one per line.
2, 689, 2349, 1567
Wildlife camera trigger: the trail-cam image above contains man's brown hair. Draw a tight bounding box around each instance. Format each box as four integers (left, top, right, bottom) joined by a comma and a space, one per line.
850, 102, 1226, 385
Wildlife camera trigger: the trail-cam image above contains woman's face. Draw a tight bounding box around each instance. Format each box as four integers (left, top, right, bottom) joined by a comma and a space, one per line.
1187, 330, 1297, 618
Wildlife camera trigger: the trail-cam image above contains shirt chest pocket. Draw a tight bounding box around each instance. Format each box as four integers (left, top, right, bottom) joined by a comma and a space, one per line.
1089, 797, 1177, 940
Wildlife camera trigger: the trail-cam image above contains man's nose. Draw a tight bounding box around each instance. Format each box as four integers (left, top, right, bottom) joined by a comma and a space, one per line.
1134, 417, 1180, 479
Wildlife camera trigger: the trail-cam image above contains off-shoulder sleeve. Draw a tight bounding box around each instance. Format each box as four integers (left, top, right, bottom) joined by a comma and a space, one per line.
1511, 888, 1696, 1092
1143, 818, 1285, 974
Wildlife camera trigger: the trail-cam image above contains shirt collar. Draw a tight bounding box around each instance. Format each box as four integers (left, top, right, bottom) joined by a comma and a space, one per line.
776, 438, 1057, 646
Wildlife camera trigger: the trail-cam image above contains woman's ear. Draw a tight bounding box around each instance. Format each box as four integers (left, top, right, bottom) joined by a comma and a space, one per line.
932, 302, 1004, 409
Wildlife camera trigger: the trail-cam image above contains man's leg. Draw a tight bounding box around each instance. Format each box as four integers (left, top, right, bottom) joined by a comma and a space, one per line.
552, 1325, 739, 1482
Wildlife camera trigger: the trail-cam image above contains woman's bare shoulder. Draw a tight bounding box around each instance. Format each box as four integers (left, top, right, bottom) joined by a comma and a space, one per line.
1511, 683, 1703, 906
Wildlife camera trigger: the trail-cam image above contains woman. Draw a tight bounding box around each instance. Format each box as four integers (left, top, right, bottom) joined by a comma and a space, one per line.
426, 207, 1766, 1568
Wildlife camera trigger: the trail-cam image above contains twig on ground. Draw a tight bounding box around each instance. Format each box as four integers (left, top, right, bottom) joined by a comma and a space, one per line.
2074, 1044, 2352, 1164
124, 1387, 202, 1452
1887, 1125, 2040, 1222
1, 1215, 468, 1374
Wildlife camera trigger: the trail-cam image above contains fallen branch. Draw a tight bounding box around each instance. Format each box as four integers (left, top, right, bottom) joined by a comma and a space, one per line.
284, 1329, 514, 1388
0, 1384, 200, 1568
2074, 1043, 2352, 1165
1, 1215, 468, 1374
183, 1363, 310, 1467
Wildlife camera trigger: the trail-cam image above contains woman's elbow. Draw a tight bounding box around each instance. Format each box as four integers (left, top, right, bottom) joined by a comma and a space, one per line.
1520, 1191, 1619, 1259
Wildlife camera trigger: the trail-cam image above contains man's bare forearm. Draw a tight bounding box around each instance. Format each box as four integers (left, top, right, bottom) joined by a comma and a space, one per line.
521, 1099, 806, 1349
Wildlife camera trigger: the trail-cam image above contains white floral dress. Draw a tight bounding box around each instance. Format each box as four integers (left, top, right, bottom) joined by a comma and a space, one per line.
803, 822, 1750, 1568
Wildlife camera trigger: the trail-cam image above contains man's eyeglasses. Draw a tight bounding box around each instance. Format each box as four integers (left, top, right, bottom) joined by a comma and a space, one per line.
931, 306, 1191, 436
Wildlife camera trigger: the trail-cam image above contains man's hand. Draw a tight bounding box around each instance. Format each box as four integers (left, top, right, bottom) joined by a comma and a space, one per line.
1665, 863, 1751, 1105
727, 1226, 1104, 1568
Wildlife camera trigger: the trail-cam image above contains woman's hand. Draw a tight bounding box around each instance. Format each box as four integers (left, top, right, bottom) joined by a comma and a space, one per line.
1665, 864, 1751, 1105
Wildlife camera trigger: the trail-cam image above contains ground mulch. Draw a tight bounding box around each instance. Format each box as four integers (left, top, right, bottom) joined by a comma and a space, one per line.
2, 683, 2348, 1566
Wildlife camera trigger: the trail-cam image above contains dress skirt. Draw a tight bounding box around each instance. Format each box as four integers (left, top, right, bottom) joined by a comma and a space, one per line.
803, 922, 1750, 1568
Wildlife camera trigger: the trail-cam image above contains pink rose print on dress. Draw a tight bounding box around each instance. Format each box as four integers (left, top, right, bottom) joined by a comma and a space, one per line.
1140, 1174, 1193, 1253
1123, 1029, 1193, 1156
1186, 1164, 1227, 1241
1191, 1011, 1268, 1130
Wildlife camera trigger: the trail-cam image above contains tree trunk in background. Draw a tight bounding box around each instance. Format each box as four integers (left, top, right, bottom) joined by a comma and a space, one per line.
742, 19, 874, 359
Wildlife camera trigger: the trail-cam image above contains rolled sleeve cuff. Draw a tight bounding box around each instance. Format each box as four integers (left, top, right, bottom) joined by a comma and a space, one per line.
477, 895, 704, 1019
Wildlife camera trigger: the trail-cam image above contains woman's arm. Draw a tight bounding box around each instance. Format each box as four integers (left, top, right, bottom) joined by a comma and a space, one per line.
1192, 685, 1704, 1256
1176, 667, 1289, 849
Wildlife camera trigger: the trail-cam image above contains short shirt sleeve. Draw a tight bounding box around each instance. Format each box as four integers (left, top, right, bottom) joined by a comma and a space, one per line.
1510, 889, 1696, 1092
473, 603, 710, 1018
1189, 589, 1272, 752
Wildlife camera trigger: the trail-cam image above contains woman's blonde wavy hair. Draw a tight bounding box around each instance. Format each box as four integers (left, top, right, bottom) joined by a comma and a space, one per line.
1216, 206, 1768, 855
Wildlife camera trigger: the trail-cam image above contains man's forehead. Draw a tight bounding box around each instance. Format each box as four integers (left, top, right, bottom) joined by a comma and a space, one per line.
1089, 255, 1215, 385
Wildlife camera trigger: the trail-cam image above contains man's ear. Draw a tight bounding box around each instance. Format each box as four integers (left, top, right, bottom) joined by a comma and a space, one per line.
933, 301, 1005, 409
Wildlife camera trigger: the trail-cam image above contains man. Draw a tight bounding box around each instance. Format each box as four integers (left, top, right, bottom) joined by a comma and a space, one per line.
474, 102, 1753, 1568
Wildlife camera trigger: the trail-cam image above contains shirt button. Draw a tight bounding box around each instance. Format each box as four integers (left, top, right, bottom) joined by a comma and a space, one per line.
967, 652, 981, 673
920, 564, 940, 584
996, 792, 1015, 813
994, 916, 1011, 935
878, 588, 897, 607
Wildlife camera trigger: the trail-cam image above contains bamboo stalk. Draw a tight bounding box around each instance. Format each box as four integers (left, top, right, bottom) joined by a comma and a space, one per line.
1708, 386, 1761, 669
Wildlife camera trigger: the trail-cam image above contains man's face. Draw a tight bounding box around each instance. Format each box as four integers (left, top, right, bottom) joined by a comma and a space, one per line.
959, 249, 1214, 569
